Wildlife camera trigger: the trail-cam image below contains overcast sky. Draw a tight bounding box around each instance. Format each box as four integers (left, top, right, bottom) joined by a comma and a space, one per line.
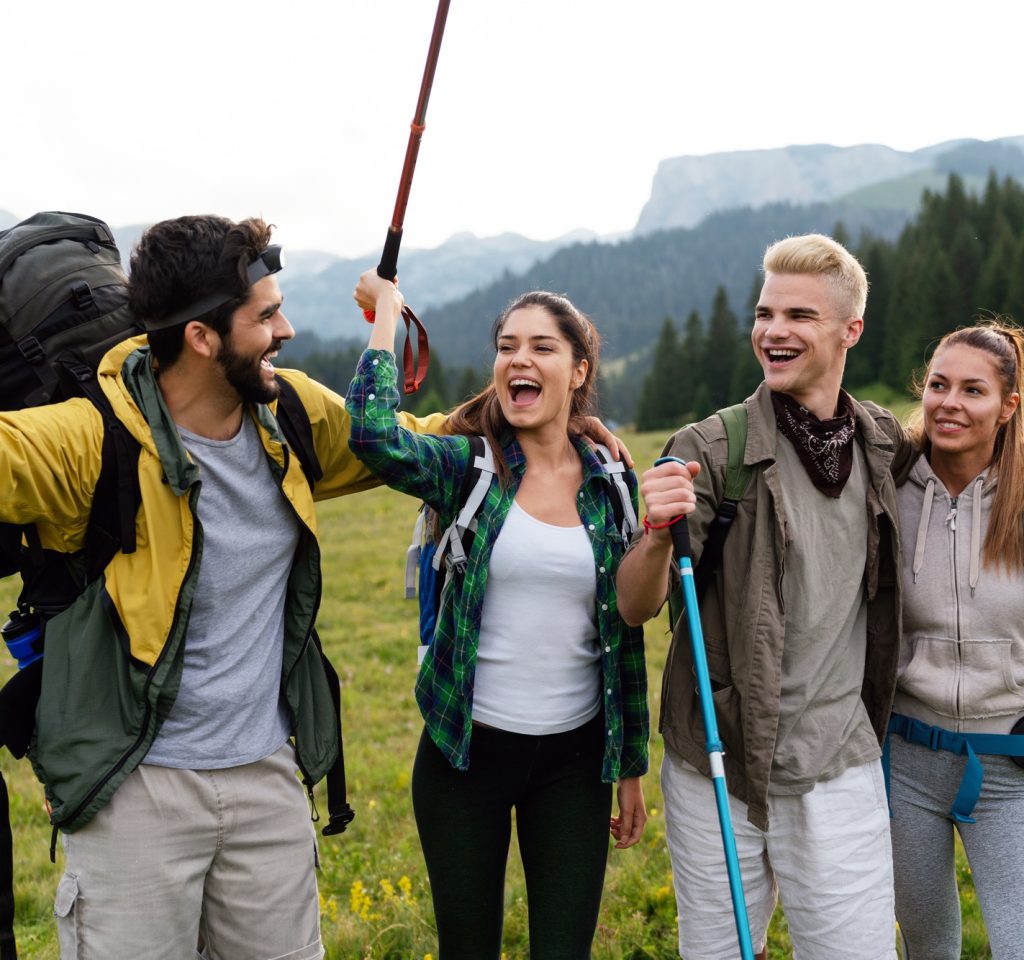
4, 0, 1019, 258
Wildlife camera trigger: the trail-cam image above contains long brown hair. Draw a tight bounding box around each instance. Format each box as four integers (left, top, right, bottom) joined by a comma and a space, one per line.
909, 318, 1024, 570
445, 291, 601, 483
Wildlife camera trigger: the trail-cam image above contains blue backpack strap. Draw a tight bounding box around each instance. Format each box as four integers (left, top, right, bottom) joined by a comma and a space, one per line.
886, 713, 1024, 823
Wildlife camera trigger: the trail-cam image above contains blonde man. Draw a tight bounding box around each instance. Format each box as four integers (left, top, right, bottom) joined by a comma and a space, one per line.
618, 234, 912, 960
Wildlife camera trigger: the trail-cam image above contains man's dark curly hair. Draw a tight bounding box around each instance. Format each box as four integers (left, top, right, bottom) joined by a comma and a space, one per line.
128, 215, 273, 367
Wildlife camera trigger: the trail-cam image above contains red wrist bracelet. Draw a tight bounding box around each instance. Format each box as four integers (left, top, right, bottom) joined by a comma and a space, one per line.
642, 513, 685, 533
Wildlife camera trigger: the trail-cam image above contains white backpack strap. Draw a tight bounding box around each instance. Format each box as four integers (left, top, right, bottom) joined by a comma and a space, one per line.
453, 440, 495, 534
405, 509, 427, 599
436, 437, 497, 575
594, 443, 638, 539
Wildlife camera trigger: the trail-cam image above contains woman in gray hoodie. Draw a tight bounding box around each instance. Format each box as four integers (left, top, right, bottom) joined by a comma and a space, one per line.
889, 321, 1024, 959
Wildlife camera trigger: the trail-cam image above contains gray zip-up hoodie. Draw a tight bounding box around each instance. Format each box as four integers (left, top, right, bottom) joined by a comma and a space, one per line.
894, 453, 1024, 734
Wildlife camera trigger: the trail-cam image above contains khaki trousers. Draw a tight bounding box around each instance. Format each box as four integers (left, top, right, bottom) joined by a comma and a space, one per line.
54, 743, 322, 960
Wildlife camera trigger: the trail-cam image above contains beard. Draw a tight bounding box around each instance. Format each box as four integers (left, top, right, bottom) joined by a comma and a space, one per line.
217, 335, 282, 404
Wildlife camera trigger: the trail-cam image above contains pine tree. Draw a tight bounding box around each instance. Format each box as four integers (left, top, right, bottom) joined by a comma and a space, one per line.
635, 318, 686, 430
678, 310, 704, 416
704, 287, 738, 408
977, 215, 1018, 314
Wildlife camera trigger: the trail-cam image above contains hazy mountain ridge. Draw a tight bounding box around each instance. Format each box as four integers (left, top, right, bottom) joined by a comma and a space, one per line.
635, 137, 1024, 234
3, 135, 1021, 351
278, 229, 597, 340
416, 201, 911, 369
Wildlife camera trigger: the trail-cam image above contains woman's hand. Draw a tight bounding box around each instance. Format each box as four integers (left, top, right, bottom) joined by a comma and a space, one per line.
354, 270, 404, 350
610, 776, 647, 848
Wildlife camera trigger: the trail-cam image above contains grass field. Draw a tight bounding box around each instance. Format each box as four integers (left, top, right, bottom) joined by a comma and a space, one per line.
0, 427, 991, 958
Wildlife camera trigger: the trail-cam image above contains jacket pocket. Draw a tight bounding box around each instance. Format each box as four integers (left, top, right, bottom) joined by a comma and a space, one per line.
702, 633, 732, 688
962, 637, 1024, 717
899, 635, 958, 717
54, 872, 81, 959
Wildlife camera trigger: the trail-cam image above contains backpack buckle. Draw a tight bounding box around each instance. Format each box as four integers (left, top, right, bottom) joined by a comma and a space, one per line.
64, 360, 95, 384
70, 281, 95, 312
444, 553, 467, 577
17, 336, 45, 365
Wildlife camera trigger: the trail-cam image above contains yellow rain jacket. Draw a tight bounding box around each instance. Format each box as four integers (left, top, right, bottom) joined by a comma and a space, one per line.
0, 336, 444, 832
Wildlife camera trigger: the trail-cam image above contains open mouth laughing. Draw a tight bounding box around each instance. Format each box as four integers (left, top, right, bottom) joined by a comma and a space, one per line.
509, 377, 542, 406
765, 347, 801, 365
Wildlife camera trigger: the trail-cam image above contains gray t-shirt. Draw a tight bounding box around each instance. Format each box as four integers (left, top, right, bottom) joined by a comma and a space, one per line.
146, 414, 299, 769
768, 435, 881, 794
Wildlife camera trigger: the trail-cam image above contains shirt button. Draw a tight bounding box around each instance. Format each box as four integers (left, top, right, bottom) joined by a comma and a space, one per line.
601, 603, 608, 611
578, 491, 584, 498
368, 393, 375, 401
588, 524, 595, 531
599, 566, 606, 574
606, 688, 612, 695
605, 645, 611, 653
372, 358, 379, 366
608, 729, 613, 736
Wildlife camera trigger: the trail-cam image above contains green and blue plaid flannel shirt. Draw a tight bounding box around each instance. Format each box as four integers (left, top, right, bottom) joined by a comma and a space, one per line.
347, 349, 648, 781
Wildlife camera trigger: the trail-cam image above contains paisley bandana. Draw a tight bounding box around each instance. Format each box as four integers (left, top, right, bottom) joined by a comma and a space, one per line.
772, 390, 856, 498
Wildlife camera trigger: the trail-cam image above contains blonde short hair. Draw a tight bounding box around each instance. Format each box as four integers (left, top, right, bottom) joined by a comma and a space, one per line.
763, 233, 868, 318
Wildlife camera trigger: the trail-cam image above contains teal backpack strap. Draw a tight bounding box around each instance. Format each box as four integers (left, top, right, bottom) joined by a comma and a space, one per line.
885, 713, 1024, 823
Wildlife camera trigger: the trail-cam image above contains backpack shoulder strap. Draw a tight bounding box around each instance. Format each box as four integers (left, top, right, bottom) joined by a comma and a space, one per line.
592, 443, 638, 539
274, 375, 323, 493
76, 375, 142, 581
434, 436, 495, 576
718, 403, 753, 502
692, 402, 753, 604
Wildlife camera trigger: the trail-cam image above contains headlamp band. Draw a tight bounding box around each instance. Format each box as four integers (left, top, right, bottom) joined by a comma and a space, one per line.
152, 244, 285, 330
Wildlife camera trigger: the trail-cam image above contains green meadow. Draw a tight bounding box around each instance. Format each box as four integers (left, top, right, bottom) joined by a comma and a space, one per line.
1, 428, 989, 958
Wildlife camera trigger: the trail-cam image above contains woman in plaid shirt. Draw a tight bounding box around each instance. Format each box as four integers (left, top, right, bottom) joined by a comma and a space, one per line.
348, 271, 649, 959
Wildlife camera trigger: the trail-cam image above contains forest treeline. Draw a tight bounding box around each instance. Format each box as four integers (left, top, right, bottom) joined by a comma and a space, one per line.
633, 172, 1024, 429
285, 173, 1024, 427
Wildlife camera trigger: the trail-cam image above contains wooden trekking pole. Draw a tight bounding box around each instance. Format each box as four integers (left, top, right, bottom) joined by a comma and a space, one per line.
363, 0, 452, 393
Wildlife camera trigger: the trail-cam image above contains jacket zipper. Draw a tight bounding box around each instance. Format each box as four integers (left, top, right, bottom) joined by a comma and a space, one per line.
947, 496, 963, 720
51, 490, 202, 837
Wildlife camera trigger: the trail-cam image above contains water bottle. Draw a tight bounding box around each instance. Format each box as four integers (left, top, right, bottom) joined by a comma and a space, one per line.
2, 607, 44, 670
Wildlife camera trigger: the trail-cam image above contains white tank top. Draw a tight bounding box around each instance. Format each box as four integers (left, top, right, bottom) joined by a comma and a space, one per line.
471, 500, 601, 734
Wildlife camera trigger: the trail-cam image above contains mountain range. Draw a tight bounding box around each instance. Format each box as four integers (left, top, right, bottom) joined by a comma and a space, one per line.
3, 135, 1023, 356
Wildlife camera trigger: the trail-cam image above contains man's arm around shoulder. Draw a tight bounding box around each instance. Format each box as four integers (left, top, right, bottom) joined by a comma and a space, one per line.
274, 368, 447, 499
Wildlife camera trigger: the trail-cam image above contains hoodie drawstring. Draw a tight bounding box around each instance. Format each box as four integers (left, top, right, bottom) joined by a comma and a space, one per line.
969, 475, 983, 596
912, 478, 935, 584
911, 473, 985, 594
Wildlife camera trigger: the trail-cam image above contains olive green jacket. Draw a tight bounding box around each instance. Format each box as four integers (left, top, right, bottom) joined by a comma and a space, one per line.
658, 382, 914, 830
0, 336, 444, 832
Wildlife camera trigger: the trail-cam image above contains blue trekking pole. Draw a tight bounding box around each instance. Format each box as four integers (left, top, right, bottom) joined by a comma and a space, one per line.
656, 456, 755, 960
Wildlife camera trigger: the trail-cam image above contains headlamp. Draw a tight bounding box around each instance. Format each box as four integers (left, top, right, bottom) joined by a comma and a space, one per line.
146, 245, 285, 331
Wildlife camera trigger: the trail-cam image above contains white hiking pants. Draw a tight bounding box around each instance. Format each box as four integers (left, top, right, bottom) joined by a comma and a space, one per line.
661, 748, 897, 960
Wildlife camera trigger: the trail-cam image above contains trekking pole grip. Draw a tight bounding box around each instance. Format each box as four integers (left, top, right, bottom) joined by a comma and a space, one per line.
377, 227, 403, 282
654, 456, 693, 561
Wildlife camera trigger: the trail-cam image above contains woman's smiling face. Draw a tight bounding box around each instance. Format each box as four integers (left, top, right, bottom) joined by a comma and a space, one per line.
493, 305, 588, 435
923, 342, 1020, 465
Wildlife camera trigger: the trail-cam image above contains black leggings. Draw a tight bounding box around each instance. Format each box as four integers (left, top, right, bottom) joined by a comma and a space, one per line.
412, 714, 613, 960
